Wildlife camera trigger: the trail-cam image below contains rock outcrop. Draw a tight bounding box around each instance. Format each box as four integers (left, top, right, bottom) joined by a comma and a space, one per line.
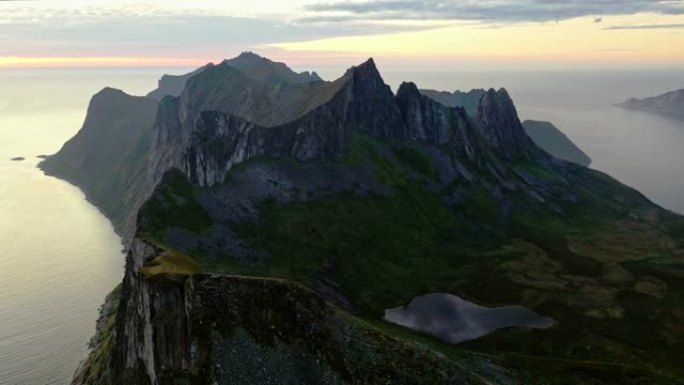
476, 88, 535, 156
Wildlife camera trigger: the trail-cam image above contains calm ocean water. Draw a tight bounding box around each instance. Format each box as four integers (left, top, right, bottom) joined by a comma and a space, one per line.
0, 69, 158, 385
0, 65, 683, 384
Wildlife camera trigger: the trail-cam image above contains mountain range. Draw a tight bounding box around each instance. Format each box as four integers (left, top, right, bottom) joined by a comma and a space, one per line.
41, 53, 591, 244
40, 53, 684, 384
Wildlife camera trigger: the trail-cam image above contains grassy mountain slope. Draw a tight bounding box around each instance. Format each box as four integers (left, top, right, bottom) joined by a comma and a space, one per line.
137, 132, 684, 383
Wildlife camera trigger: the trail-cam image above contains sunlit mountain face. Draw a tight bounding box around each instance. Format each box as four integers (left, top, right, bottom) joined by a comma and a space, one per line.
1, 1, 684, 385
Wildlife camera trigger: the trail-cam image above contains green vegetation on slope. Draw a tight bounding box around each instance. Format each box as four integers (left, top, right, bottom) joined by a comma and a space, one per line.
137, 135, 684, 384
139, 169, 213, 239
73, 285, 122, 385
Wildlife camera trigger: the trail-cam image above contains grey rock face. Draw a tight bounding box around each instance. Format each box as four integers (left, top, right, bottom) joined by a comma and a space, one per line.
396, 81, 482, 161
93, 239, 514, 385
396, 81, 452, 144
476, 88, 535, 156
182, 61, 532, 190
336, 58, 406, 140
180, 59, 403, 187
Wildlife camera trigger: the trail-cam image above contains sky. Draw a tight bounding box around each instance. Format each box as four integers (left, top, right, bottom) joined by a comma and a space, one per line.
0, 0, 683, 69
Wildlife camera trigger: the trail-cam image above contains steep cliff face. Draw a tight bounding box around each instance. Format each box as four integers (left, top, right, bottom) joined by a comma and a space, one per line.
82, 239, 514, 385
39, 88, 158, 233
179, 61, 547, 192
476, 89, 535, 156
396, 81, 484, 161
181, 59, 406, 187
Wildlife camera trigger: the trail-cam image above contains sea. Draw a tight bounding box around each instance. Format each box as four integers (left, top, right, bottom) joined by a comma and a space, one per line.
0, 65, 683, 384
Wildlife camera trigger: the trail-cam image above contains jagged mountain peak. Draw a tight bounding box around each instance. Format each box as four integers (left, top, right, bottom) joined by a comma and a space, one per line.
235, 50, 263, 60
396, 81, 421, 98
476, 87, 534, 155
480, 88, 515, 106
341, 58, 392, 98
346, 57, 379, 76
222, 51, 271, 68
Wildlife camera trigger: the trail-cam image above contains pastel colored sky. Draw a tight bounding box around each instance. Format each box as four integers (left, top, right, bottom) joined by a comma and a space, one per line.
0, 0, 683, 68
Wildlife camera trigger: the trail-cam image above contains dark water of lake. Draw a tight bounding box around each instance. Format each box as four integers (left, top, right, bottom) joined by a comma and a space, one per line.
384, 293, 554, 344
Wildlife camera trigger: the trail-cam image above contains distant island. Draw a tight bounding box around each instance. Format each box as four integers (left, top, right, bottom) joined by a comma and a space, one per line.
10, 156, 25, 161
618, 89, 684, 117
522, 120, 592, 166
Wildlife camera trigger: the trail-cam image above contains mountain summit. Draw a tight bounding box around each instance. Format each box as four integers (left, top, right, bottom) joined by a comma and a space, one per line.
146, 52, 322, 101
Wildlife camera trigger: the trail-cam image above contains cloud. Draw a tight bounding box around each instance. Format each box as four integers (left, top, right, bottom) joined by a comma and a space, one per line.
0, 5, 424, 58
302, 0, 684, 23
604, 23, 684, 30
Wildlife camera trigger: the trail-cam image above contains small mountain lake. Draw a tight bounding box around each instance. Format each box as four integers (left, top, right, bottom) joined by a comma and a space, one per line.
384, 293, 554, 344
